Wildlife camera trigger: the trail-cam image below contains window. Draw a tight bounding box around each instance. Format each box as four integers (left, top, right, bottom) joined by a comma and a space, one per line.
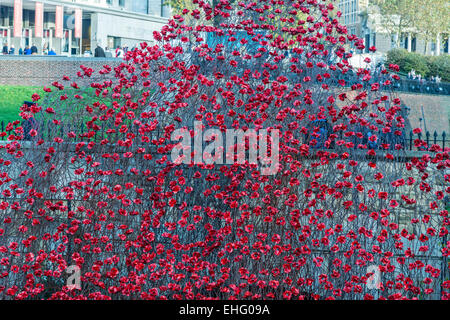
365, 34, 370, 53
131, 0, 148, 14
0, 6, 8, 27
23, 10, 35, 28
119, 0, 125, 7
44, 12, 56, 28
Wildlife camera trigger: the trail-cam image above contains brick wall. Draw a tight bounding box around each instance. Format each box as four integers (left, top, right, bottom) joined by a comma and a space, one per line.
0, 56, 123, 87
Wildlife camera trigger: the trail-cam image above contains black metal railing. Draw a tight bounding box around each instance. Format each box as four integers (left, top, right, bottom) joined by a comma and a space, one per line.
392, 79, 450, 95
1, 119, 448, 153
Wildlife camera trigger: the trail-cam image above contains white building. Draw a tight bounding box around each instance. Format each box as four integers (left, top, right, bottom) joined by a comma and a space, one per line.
0, 0, 171, 55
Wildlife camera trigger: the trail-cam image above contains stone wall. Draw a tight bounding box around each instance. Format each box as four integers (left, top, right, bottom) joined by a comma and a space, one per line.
341, 90, 450, 135
0, 56, 123, 87
398, 92, 450, 134
374, 33, 430, 55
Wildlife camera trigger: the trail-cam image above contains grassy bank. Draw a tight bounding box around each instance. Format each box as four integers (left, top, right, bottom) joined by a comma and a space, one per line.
0, 85, 44, 125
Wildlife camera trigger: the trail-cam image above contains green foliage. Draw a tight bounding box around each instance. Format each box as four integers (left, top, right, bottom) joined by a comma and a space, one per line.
370, 0, 417, 45
427, 55, 450, 82
386, 49, 429, 75
371, 0, 449, 52
0, 85, 44, 125
386, 48, 450, 82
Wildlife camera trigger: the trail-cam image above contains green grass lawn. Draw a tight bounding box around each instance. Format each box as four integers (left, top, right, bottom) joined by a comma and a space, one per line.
0, 85, 45, 126
0, 85, 155, 134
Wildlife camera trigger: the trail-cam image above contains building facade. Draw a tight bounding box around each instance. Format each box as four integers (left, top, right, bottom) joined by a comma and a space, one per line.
0, 0, 171, 56
337, 0, 450, 56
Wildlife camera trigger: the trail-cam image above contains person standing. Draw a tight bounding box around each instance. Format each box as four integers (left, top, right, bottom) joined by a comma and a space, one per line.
94, 43, 106, 57
42, 43, 48, 55
30, 44, 38, 55
115, 46, 124, 58
2, 43, 8, 55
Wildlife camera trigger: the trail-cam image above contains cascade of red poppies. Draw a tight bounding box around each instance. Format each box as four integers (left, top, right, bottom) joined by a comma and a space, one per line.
0, 0, 448, 300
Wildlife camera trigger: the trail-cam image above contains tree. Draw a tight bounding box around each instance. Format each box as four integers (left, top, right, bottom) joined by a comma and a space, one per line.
370, 0, 449, 54
164, 0, 204, 25
369, 0, 418, 48
0, 0, 448, 300
164, 0, 226, 26
413, 0, 450, 54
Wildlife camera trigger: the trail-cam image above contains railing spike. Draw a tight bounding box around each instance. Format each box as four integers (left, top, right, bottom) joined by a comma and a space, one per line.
409, 131, 413, 150
443, 131, 446, 150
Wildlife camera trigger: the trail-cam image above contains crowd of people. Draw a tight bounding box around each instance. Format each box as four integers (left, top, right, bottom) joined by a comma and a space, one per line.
2, 41, 127, 57
93, 43, 128, 58
2, 42, 56, 56
407, 69, 442, 84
